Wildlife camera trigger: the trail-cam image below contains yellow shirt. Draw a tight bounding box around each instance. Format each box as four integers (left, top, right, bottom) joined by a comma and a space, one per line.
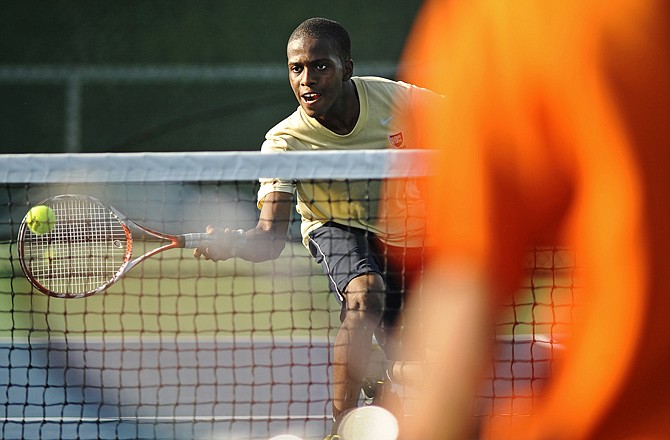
257, 76, 435, 248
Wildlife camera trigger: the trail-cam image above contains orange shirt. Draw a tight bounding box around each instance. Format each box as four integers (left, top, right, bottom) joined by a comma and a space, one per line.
403, 0, 670, 438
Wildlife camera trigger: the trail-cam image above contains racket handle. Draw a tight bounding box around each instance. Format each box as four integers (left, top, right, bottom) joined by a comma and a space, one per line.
181, 232, 212, 248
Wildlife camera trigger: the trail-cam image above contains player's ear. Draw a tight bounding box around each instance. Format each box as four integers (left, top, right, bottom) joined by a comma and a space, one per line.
343, 59, 354, 81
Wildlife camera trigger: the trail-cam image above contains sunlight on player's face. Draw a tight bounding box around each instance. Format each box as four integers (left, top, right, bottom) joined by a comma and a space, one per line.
287, 36, 349, 121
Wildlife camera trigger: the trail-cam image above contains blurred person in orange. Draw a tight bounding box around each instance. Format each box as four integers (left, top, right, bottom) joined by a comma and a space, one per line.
397, 0, 670, 439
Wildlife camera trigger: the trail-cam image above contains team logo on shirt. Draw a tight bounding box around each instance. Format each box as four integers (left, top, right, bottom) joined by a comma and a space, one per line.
388, 132, 405, 149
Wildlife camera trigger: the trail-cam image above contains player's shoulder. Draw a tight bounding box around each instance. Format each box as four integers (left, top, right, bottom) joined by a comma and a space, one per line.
354, 76, 432, 107
263, 107, 314, 152
354, 76, 414, 94
265, 107, 307, 136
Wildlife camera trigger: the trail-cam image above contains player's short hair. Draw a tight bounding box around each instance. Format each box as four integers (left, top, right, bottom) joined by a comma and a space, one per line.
289, 17, 352, 63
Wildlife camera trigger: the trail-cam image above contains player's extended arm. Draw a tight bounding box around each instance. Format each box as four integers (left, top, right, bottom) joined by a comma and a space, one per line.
193, 191, 294, 263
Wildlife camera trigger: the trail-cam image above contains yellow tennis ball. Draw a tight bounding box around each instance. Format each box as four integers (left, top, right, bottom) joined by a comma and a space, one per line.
26, 205, 56, 235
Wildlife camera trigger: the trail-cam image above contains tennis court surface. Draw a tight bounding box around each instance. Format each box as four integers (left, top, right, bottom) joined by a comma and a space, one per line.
0, 336, 557, 439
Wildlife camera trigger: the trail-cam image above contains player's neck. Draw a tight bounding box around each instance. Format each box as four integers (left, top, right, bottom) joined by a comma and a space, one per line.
318, 80, 359, 135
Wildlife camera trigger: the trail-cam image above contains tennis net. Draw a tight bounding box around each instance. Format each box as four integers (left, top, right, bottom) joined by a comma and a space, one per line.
0, 150, 576, 440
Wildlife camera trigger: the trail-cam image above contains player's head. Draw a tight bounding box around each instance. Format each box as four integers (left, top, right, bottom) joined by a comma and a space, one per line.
286, 17, 354, 121
288, 17, 351, 65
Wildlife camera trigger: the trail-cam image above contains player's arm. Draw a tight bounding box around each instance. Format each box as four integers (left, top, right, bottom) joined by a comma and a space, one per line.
193, 191, 294, 263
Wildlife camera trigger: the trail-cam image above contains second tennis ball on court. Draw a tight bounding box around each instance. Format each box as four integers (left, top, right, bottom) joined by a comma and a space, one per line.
26, 205, 56, 235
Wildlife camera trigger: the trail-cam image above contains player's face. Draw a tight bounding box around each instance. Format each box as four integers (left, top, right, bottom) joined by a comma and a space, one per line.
287, 36, 352, 121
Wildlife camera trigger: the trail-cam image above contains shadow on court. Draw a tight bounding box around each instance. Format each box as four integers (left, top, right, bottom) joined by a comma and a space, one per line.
0, 339, 332, 440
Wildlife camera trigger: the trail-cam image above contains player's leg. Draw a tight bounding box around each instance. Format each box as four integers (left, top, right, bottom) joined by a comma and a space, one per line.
334, 272, 385, 419
367, 241, 428, 429
307, 223, 386, 433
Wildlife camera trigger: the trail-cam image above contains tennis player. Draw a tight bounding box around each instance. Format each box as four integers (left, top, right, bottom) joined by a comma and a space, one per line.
398, 0, 670, 439
194, 17, 439, 438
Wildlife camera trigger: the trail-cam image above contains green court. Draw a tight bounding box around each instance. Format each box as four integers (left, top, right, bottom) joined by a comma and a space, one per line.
1, 242, 339, 340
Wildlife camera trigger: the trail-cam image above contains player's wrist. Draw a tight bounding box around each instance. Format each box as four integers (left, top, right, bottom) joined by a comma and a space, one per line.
229, 229, 246, 257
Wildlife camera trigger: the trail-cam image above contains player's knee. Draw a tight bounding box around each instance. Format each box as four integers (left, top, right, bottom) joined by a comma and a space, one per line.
345, 291, 384, 317
343, 274, 385, 318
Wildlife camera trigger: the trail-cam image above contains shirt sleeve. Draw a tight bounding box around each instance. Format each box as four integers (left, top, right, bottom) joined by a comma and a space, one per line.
257, 136, 296, 209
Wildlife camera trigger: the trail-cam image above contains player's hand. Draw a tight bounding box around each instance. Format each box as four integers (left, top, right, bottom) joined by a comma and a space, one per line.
193, 225, 245, 261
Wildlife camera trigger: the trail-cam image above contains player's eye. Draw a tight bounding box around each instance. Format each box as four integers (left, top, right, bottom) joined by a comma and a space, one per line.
290, 65, 302, 74
316, 63, 328, 71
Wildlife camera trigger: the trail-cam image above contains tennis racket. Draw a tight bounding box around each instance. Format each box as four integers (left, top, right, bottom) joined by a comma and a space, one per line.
17, 194, 212, 299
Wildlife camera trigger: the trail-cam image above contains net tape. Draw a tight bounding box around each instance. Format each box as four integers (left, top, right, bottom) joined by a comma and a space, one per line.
0, 150, 434, 183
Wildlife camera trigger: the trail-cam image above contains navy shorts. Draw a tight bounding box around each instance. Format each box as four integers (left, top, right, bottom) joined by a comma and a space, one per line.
307, 222, 426, 357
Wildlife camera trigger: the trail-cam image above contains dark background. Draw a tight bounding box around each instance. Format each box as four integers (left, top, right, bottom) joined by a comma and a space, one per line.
0, 0, 423, 153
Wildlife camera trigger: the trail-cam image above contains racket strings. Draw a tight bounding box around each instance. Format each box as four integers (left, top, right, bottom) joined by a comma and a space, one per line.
25, 197, 129, 296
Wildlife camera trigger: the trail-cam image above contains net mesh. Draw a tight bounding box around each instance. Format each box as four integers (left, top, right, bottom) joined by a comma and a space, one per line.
0, 151, 576, 440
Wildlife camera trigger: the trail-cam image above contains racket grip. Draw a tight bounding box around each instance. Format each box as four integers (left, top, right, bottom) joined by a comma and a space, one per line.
181, 233, 212, 249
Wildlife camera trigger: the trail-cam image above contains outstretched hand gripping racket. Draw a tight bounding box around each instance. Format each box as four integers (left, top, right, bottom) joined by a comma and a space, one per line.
17, 194, 211, 298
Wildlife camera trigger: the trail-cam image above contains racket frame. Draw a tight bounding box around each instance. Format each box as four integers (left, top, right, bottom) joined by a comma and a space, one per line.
17, 194, 209, 299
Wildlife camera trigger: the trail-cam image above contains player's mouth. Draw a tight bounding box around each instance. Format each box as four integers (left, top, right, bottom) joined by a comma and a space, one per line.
301, 92, 322, 105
